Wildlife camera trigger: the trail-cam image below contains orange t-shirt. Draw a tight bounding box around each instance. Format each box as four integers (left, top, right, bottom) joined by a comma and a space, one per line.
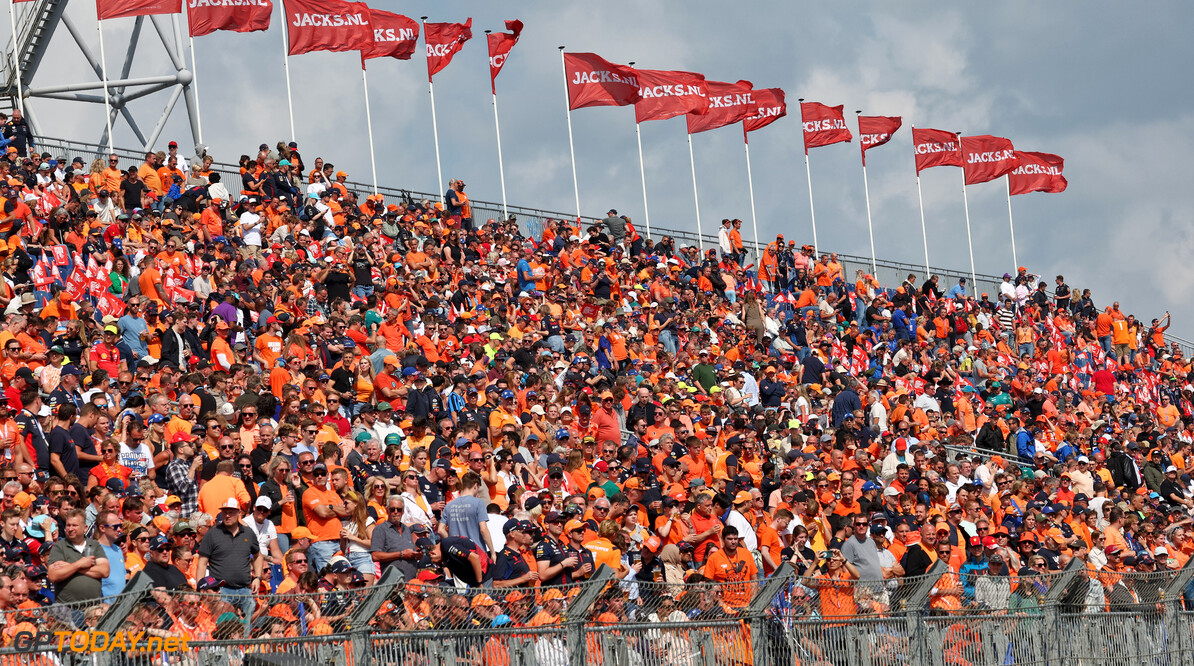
302, 484, 343, 542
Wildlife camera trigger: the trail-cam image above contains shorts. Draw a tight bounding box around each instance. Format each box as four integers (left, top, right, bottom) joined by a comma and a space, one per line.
1114, 343, 1130, 357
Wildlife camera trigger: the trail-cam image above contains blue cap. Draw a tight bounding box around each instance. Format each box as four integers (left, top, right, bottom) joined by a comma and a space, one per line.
147, 413, 167, 424
861, 481, 880, 492
149, 535, 171, 550
555, 428, 571, 440
61, 364, 83, 376
500, 390, 515, 399
402, 367, 418, 377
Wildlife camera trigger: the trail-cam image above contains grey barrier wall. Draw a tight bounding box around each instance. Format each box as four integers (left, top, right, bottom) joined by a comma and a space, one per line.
2, 559, 1193, 665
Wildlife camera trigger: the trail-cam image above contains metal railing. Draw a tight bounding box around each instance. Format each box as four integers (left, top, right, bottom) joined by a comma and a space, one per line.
2, 559, 1193, 665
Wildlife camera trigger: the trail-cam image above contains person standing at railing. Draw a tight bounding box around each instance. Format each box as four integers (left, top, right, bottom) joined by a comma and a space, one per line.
702, 525, 756, 608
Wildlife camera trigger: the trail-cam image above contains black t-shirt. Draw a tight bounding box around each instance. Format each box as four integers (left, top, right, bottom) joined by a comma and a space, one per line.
534, 536, 577, 587
144, 561, 189, 590
121, 180, 147, 210
325, 270, 352, 304
492, 546, 530, 582
351, 257, 372, 285
1161, 479, 1187, 506
48, 425, 79, 479
801, 355, 826, 384
440, 536, 488, 585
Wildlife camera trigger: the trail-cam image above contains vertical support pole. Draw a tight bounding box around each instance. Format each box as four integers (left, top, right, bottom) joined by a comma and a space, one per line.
8, 0, 23, 115
744, 130, 760, 262
279, 2, 295, 142
687, 132, 703, 251
635, 121, 650, 240
96, 19, 114, 152
559, 46, 580, 221
361, 66, 378, 194
1005, 173, 1018, 276
187, 36, 203, 145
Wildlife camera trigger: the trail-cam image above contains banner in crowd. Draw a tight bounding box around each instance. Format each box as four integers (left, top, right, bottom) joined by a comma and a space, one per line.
187, 0, 272, 37
97, 0, 180, 21
1009, 151, 1067, 195
634, 70, 708, 123
686, 80, 753, 134
743, 87, 786, 135
360, 9, 418, 64
487, 19, 523, 93
284, 0, 372, 56
425, 18, 472, 81
564, 52, 641, 110
913, 128, 963, 172
858, 115, 902, 165
961, 135, 1020, 185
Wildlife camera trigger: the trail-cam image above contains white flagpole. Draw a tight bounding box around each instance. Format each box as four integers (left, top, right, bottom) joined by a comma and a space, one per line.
423, 18, 445, 204
1005, 174, 1018, 275
958, 132, 978, 292
96, 20, 114, 152
361, 66, 378, 194
635, 121, 650, 240
558, 46, 580, 221
911, 123, 931, 279
798, 98, 818, 255
486, 31, 509, 221
187, 37, 204, 144
279, 4, 295, 142
857, 111, 877, 275
8, 0, 23, 115
744, 130, 760, 262
492, 92, 508, 220
686, 132, 703, 251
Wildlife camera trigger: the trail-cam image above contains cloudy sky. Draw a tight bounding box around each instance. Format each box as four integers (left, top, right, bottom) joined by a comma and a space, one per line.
16, 1, 1194, 337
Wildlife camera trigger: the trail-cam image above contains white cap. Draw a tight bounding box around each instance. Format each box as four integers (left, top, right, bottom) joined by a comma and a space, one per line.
1077, 456, 1090, 463
220, 498, 242, 511
883, 487, 900, 497
254, 496, 272, 510
1156, 546, 1169, 556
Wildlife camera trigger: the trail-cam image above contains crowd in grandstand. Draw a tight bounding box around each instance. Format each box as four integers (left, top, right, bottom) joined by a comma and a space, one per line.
0, 122, 1186, 646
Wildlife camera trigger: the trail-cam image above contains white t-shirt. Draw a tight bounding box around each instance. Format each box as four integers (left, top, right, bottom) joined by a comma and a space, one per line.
239, 211, 263, 247
247, 517, 278, 556
118, 442, 154, 480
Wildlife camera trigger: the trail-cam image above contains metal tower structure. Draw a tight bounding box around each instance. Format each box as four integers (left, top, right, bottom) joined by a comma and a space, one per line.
0, 0, 200, 152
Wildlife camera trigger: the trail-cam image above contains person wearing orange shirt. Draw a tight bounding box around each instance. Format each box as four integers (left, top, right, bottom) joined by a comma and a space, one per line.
302, 462, 348, 573
702, 526, 757, 608
254, 317, 285, 370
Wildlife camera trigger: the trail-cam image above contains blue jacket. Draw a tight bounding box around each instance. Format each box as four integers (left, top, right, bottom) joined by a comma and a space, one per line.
1016, 428, 1035, 463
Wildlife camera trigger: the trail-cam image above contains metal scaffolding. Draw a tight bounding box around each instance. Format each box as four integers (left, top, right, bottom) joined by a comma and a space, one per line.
1, 0, 199, 152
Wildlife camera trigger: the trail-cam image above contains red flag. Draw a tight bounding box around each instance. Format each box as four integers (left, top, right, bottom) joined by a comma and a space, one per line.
634, 70, 708, 123
97, 0, 179, 20
961, 135, 1020, 185
1008, 151, 1067, 195
858, 115, 902, 165
912, 128, 963, 173
360, 9, 418, 64
97, 293, 126, 318
564, 53, 641, 110
743, 87, 786, 135
800, 102, 851, 153
487, 19, 523, 94
187, 0, 271, 37
284, 0, 372, 56
425, 18, 472, 81
686, 80, 754, 134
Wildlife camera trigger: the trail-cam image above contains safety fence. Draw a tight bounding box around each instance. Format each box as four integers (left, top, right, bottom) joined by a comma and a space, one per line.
1, 558, 1193, 664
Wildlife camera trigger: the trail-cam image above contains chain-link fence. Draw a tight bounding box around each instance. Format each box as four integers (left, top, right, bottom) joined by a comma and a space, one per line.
1, 560, 1192, 664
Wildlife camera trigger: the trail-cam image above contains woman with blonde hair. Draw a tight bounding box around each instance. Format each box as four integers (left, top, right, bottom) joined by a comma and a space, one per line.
363, 476, 389, 523
340, 490, 376, 583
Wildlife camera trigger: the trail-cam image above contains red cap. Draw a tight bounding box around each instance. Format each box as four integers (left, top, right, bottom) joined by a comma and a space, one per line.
981, 536, 997, 549
895, 437, 907, 451
968, 536, 982, 547
593, 460, 608, 473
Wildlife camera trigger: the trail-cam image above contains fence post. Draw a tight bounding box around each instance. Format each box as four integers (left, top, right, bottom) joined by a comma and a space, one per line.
346, 566, 405, 666
1037, 557, 1085, 664
565, 564, 616, 666
901, 560, 947, 665
744, 563, 795, 666
1163, 556, 1194, 659
94, 572, 153, 634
